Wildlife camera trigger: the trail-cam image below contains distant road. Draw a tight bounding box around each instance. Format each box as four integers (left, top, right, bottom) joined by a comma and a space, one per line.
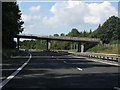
2, 51, 119, 89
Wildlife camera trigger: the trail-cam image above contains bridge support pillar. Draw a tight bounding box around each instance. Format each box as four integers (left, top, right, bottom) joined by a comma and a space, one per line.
74, 42, 76, 49
77, 43, 84, 53
46, 40, 51, 51
70, 43, 74, 50
70, 43, 72, 49
81, 43, 84, 53
77, 43, 81, 52
76, 43, 78, 50
72, 42, 78, 50
17, 37, 20, 50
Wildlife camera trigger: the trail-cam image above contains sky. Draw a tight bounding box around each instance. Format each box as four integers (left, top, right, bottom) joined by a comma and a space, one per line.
17, 0, 119, 36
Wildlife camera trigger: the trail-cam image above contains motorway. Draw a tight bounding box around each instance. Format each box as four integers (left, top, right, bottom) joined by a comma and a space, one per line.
1, 51, 120, 90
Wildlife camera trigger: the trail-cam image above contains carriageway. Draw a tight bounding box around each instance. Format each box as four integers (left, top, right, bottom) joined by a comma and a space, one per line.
14, 34, 101, 52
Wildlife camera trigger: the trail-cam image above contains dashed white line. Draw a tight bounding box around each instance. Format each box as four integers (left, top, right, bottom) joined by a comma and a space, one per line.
76, 67, 83, 71
0, 53, 32, 89
63, 61, 67, 63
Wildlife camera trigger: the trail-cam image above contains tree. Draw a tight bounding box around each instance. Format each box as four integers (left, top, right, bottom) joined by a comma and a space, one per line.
83, 30, 87, 37
67, 28, 80, 37
54, 34, 59, 37
2, 2, 24, 49
60, 33, 65, 36
91, 16, 120, 44
89, 29, 92, 34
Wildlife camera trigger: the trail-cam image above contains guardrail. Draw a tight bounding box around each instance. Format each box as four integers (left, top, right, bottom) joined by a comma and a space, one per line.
69, 52, 120, 62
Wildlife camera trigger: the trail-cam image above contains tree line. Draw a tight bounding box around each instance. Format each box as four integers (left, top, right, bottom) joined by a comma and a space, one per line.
91, 16, 120, 44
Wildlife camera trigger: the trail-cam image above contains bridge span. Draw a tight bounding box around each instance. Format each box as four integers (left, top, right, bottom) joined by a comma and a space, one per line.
14, 34, 101, 52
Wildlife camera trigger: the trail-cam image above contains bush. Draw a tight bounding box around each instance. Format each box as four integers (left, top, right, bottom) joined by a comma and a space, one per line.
2, 49, 18, 59
87, 44, 119, 54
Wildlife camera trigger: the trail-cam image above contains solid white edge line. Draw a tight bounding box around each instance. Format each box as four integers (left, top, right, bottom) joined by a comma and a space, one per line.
76, 67, 83, 71
0, 52, 32, 89
114, 87, 120, 90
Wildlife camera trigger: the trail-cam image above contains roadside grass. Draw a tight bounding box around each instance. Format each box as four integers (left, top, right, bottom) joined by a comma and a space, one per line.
2, 49, 18, 59
2, 49, 29, 59
87, 44, 119, 54
65, 49, 77, 52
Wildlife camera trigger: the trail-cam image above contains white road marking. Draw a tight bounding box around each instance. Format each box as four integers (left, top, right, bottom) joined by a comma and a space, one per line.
114, 87, 120, 90
76, 67, 83, 71
63, 61, 66, 63
0, 53, 32, 89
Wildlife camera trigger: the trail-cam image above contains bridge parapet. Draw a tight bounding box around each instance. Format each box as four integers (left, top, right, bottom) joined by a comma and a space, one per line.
48, 36, 100, 42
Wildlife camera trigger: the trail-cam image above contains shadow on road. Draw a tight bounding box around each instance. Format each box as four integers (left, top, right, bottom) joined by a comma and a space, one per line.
4, 72, 119, 89
2, 51, 120, 89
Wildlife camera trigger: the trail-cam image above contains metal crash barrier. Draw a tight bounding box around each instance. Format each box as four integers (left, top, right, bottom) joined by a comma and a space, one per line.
69, 52, 120, 62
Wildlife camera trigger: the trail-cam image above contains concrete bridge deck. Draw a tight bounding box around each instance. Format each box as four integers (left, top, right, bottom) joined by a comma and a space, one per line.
15, 34, 100, 43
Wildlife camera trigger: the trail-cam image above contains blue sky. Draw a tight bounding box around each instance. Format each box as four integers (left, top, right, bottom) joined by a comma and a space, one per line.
17, 0, 119, 36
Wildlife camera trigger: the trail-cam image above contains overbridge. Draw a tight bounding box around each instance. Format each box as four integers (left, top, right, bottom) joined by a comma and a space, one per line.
14, 34, 101, 52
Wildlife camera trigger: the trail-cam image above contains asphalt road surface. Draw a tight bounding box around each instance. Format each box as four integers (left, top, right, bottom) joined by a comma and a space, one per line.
2, 51, 120, 90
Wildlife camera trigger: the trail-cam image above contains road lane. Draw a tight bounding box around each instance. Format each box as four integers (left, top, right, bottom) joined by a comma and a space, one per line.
2, 51, 119, 89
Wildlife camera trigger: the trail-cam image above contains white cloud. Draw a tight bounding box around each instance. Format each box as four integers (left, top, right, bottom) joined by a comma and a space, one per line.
22, 14, 41, 22
21, 14, 42, 34
21, 1, 118, 35
29, 5, 41, 12
42, 1, 117, 27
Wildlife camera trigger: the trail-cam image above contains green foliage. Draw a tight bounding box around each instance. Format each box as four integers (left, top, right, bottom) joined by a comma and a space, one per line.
110, 40, 120, 44
2, 2, 24, 49
91, 16, 120, 44
54, 34, 59, 36
87, 44, 119, 54
20, 40, 46, 50
67, 28, 80, 37
2, 49, 18, 59
35, 40, 46, 50
60, 33, 65, 36
2, 2, 24, 58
